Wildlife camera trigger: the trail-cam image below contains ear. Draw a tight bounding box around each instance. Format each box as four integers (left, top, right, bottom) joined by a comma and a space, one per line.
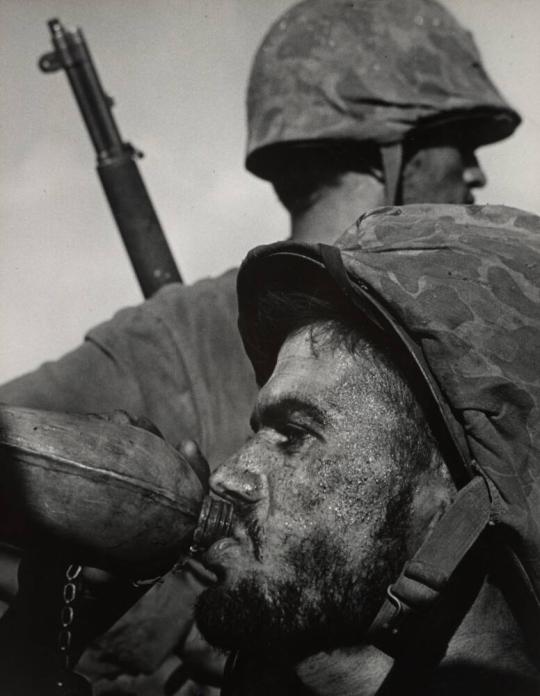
407, 451, 456, 557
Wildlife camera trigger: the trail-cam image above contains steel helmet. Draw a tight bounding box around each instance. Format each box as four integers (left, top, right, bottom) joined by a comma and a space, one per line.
237, 203, 540, 660
246, 0, 520, 203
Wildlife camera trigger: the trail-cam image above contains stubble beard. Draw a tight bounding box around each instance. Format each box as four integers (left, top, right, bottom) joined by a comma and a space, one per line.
195, 505, 410, 658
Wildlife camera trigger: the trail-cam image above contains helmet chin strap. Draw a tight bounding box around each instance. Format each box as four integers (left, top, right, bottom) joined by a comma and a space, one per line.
367, 475, 493, 695
380, 143, 403, 205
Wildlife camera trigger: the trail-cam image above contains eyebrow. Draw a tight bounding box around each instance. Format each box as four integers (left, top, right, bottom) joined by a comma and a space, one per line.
250, 396, 327, 432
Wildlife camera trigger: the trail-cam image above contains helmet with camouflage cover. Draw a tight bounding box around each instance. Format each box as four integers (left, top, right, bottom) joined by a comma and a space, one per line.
237, 203, 540, 658
246, 0, 520, 203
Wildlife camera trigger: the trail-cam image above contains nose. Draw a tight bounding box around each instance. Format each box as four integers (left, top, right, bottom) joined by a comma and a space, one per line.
463, 152, 487, 190
210, 455, 266, 506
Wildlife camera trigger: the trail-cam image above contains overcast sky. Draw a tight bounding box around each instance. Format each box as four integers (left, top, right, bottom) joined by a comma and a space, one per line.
1, 0, 539, 383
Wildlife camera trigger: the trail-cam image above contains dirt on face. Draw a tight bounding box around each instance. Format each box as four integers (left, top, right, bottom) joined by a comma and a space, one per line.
196, 328, 430, 655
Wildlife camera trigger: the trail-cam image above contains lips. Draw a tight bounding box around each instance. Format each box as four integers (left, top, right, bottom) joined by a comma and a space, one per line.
202, 537, 241, 580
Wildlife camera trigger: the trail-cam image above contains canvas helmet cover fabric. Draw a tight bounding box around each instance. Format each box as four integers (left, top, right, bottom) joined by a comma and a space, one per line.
246, 0, 520, 179
237, 204, 540, 619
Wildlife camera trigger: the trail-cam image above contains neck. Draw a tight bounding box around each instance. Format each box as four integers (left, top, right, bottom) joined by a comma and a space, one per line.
228, 578, 539, 696
289, 171, 384, 243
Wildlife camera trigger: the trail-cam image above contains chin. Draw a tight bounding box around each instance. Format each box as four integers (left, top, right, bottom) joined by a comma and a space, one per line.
195, 531, 385, 656
195, 574, 304, 653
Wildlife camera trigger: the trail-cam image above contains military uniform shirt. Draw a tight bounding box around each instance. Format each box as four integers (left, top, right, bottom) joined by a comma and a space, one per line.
0, 268, 256, 467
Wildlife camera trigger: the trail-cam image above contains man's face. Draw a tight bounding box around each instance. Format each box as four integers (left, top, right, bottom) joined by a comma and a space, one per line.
401, 134, 487, 205
196, 327, 421, 655
272, 135, 486, 243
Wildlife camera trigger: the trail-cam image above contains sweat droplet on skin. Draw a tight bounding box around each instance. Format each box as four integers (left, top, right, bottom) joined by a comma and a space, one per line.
200, 329, 428, 652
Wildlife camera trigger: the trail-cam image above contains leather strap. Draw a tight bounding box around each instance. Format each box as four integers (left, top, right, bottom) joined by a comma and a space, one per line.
367, 475, 492, 659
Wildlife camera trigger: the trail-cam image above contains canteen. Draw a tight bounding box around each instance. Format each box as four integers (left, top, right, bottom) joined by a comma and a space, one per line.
0, 406, 232, 577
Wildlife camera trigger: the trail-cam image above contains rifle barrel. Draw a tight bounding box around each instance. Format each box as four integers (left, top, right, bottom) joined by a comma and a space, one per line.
39, 18, 182, 296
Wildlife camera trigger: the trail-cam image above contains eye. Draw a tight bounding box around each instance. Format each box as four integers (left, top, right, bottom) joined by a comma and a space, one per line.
278, 422, 310, 449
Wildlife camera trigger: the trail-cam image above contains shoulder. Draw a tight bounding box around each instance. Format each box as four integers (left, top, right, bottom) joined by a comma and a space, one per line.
153, 267, 240, 324
87, 268, 240, 347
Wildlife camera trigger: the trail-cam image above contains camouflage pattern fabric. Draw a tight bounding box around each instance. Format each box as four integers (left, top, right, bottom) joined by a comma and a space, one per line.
246, 0, 520, 178
236, 203, 540, 630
